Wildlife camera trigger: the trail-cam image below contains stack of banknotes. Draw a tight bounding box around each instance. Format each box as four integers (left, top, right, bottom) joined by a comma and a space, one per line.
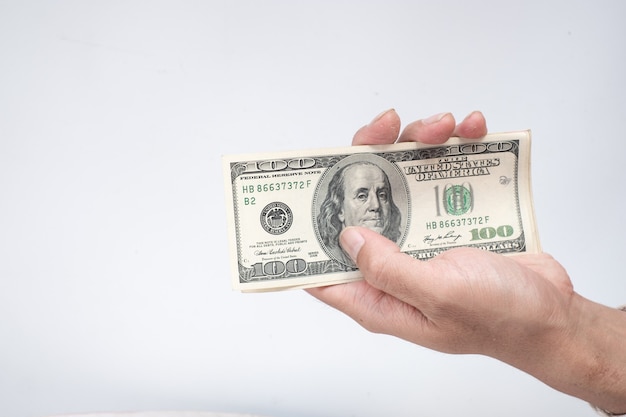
223, 130, 540, 292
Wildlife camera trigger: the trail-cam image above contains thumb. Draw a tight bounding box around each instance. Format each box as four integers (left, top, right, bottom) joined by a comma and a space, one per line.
339, 226, 432, 304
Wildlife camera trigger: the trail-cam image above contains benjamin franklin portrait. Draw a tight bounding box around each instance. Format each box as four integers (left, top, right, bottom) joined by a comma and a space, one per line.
314, 154, 409, 266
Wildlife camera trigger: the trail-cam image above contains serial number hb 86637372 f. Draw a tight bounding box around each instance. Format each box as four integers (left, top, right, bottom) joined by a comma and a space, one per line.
426, 216, 490, 230
241, 180, 313, 194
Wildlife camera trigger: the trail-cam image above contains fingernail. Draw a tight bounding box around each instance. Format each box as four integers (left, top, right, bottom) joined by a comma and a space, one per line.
369, 108, 396, 126
339, 227, 365, 262
422, 112, 448, 125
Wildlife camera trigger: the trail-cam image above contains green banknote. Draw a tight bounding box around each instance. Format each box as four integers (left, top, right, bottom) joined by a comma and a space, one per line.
223, 131, 540, 292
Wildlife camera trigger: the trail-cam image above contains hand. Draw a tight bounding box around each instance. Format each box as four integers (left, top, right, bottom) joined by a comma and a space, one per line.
306, 109, 626, 413
309, 226, 573, 353
308, 109, 572, 357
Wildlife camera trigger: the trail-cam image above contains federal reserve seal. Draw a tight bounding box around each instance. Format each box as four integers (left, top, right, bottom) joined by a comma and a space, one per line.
260, 202, 293, 235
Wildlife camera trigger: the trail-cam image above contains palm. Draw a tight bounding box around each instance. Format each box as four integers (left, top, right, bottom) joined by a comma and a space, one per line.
309, 247, 574, 356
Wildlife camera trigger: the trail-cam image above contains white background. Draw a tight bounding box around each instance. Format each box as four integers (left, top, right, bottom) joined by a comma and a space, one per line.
1, 1, 625, 416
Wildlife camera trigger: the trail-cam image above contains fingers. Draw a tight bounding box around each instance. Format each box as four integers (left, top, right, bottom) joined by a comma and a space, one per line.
331, 226, 444, 343
353, 109, 488, 146
452, 111, 488, 139
396, 110, 488, 144
305, 247, 428, 340
352, 109, 401, 146
339, 227, 431, 307
306, 226, 430, 336
397, 112, 457, 144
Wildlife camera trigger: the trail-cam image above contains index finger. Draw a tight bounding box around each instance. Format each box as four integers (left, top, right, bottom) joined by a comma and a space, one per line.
351, 109, 401, 146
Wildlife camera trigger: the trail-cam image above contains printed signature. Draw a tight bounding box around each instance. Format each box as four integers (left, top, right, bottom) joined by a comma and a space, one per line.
423, 231, 462, 246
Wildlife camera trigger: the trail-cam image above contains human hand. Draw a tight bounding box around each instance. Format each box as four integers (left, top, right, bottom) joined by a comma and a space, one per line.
307, 109, 574, 361
308, 226, 573, 358
306, 110, 626, 412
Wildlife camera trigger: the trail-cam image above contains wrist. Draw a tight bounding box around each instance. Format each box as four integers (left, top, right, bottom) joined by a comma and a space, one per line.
590, 403, 626, 416
528, 296, 626, 413
587, 305, 626, 416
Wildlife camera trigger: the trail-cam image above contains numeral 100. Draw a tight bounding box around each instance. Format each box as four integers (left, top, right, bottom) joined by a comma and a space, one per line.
251, 259, 307, 277
470, 225, 514, 241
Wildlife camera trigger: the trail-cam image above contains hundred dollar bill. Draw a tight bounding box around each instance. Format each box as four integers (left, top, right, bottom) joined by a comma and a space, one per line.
223, 130, 540, 292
